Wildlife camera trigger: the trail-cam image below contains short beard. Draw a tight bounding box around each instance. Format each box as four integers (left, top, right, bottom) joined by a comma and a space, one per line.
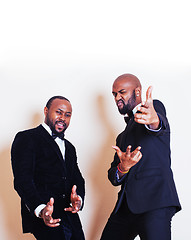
46, 115, 66, 134
118, 90, 136, 115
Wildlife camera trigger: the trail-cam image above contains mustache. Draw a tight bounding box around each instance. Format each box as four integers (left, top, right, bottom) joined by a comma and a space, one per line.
117, 99, 125, 105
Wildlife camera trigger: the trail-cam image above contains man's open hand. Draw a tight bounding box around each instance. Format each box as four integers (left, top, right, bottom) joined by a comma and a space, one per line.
113, 145, 142, 174
134, 86, 160, 130
64, 185, 82, 213
40, 198, 61, 227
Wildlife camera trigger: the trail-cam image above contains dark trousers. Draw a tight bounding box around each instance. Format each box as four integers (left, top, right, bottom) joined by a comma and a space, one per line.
32, 221, 85, 240
100, 198, 176, 240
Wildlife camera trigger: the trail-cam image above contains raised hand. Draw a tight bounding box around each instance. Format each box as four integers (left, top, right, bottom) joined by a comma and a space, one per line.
40, 198, 61, 227
64, 185, 82, 213
112, 145, 142, 176
134, 86, 160, 130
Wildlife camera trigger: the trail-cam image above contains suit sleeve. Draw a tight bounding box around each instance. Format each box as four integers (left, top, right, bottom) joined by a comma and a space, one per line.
11, 132, 46, 214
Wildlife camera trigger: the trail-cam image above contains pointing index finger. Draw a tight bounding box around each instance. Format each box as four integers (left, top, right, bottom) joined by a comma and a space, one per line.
144, 86, 153, 108
146, 86, 153, 101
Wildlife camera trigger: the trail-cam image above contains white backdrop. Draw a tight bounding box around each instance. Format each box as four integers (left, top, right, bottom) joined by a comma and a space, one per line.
0, 1, 190, 239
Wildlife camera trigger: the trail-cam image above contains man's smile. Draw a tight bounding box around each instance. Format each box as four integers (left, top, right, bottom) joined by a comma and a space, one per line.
56, 121, 66, 129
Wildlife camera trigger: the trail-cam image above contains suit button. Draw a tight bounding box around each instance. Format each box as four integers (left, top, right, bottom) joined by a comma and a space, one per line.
62, 177, 66, 180
62, 194, 65, 198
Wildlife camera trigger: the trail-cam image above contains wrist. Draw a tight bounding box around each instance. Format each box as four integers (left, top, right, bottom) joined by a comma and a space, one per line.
39, 209, 43, 218
117, 163, 129, 174
34, 204, 46, 218
149, 115, 160, 130
149, 120, 160, 130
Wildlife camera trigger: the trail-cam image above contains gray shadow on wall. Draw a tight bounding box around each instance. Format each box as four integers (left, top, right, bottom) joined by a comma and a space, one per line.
0, 113, 42, 240
87, 95, 120, 240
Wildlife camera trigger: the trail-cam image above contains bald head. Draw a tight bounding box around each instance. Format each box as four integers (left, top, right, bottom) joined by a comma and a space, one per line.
112, 73, 142, 115
113, 74, 142, 89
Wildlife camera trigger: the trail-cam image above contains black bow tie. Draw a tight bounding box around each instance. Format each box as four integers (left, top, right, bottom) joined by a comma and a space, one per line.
52, 132, 65, 140
124, 111, 133, 124
124, 116, 130, 124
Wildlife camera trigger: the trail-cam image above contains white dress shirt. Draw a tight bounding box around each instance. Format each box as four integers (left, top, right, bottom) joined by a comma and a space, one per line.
42, 122, 66, 159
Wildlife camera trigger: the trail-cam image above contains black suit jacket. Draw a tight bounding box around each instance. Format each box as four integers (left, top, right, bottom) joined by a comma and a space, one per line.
108, 100, 181, 214
11, 124, 85, 235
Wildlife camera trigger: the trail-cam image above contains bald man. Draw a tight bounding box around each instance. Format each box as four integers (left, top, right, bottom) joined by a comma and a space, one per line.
100, 74, 181, 240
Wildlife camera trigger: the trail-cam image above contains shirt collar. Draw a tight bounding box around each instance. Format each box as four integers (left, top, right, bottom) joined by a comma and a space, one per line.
124, 103, 142, 117
132, 103, 142, 115
42, 122, 52, 135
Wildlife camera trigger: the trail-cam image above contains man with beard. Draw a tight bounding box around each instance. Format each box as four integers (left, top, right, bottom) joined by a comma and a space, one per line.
100, 74, 181, 240
11, 96, 85, 240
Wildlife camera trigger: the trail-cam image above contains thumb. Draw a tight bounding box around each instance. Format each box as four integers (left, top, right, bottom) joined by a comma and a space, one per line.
45, 198, 54, 216
72, 185, 77, 194
48, 197, 54, 207
112, 145, 122, 158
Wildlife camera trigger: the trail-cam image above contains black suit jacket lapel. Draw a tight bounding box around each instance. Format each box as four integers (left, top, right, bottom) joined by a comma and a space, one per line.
64, 140, 73, 173
120, 117, 135, 151
37, 125, 67, 172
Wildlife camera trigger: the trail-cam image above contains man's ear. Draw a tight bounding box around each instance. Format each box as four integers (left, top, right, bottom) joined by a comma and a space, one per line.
135, 87, 141, 97
44, 107, 48, 117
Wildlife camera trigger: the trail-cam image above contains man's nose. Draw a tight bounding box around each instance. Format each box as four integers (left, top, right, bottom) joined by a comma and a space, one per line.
59, 114, 66, 121
115, 93, 121, 101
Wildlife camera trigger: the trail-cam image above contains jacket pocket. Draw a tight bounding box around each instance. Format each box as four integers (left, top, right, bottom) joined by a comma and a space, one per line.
135, 168, 161, 179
